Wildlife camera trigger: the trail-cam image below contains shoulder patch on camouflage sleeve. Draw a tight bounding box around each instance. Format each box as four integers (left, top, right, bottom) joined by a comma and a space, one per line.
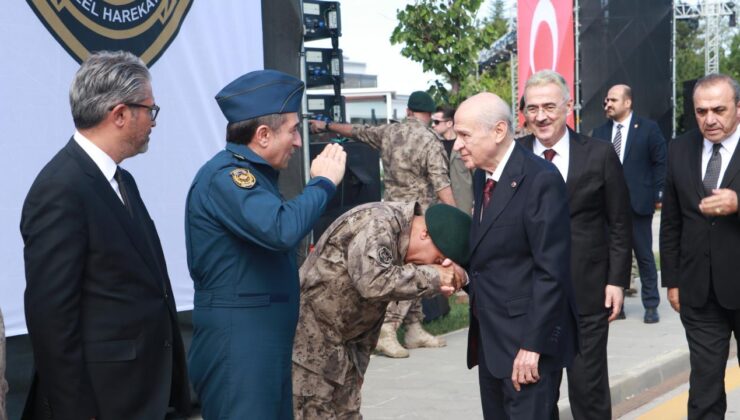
230, 168, 256, 189
377, 246, 393, 267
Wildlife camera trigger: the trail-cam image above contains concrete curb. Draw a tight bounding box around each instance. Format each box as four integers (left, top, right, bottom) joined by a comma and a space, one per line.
557, 349, 690, 420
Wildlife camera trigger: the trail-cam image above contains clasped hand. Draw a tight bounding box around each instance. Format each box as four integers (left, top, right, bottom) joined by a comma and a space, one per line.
434, 258, 466, 297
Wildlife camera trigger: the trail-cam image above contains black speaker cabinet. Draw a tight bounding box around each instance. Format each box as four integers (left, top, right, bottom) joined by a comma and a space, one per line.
309, 141, 381, 240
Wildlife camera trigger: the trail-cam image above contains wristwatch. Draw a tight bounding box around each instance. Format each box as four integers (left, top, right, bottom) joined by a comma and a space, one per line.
325, 121, 332, 132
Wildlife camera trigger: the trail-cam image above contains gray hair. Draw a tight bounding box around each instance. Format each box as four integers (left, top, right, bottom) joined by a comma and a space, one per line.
523, 70, 571, 103
70, 50, 151, 129
471, 93, 514, 137
694, 73, 740, 104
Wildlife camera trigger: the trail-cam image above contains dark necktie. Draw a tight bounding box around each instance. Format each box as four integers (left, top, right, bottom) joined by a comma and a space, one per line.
482, 178, 496, 216
613, 124, 623, 156
703, 143, 723, 195
114, 168, 133, 217
543, 149, 556, 162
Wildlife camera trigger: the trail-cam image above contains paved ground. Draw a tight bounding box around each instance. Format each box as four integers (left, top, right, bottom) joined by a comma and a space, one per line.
623, 360, 740, 419
361, 286, 688, 419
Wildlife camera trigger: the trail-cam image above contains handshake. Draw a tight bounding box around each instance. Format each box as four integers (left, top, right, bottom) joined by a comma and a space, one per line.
432, 259, 467, 297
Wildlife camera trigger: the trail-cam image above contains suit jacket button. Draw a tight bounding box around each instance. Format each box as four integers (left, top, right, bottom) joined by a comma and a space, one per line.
164, 340, 172, 348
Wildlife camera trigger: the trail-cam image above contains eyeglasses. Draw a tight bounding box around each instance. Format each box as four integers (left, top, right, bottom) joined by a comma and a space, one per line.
124, 103, 160, 121
431, 119, 449, 126
524, 101, 565, 117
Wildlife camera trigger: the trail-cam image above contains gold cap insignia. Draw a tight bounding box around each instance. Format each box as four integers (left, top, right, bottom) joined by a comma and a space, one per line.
230, 168, 256, 189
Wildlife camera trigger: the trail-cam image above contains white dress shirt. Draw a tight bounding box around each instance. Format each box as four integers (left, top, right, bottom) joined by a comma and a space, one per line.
481, 141, 516, 223
533, 130, 570, 182
701, 124, 740, 188
611, 112, 633, 163
487, 139, 516, 183
73, 131, 125, 203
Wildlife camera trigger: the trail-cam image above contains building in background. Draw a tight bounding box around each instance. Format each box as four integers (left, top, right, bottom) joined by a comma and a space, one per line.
309, 57, 410, 125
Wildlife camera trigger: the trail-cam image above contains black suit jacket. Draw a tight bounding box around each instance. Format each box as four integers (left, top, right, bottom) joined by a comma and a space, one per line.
592, 116, 667, 215
20, 139, 189, 419
660, 129, 740, 309
519, 130, 632, 314
466, 142, 578, 378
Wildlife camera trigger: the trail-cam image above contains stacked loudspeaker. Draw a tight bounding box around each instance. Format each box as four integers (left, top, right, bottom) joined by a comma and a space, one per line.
302, 1, 382, 241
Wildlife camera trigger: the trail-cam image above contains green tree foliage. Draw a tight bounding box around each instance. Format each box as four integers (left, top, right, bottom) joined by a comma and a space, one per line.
675, 19, 704, 133
391, 0, 510, 106
675, 18, 740, 134
720, 30, 740, 82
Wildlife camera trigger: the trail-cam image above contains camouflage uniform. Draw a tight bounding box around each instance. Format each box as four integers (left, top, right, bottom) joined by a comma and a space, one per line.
292, 202, 441, 419
352, 118, 451, 326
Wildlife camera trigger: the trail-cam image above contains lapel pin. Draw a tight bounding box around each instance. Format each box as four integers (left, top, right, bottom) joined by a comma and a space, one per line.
511, 181, 517, 188
634, 124, 638, 129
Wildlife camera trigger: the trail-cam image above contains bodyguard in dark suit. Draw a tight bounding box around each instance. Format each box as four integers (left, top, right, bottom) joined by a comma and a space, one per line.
592, 84, 667, 323
660, 73, 740, 419
20, 51, 189, 419
453, 92, 578, 419
519, 70, 632, 419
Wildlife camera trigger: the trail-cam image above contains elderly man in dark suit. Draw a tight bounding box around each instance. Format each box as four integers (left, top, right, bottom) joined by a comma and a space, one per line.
454, 91, 578, 419
518, 70, 632, 419
661, 73, 740, 419
20, 51, 190, 420
592, 84, 667, 323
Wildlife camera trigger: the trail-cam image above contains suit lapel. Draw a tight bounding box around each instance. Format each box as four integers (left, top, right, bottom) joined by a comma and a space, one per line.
65, 140, 164, 285
624, 118, 639, 160
720, 138, 740, 189
566, 129, 587, 199
688, 132, 706, 199
471, 145, 525, 252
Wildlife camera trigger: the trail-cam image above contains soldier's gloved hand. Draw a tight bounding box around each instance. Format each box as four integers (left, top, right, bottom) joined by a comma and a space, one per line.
310, 143, 347, 186
433, 264, 456, 297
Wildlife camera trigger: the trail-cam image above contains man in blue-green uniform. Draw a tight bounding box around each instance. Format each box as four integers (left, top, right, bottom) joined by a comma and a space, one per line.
185, 70, 347, 420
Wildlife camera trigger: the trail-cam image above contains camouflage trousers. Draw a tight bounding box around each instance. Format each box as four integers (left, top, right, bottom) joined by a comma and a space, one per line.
383, 298, 424, 326
292, 363, 362, 420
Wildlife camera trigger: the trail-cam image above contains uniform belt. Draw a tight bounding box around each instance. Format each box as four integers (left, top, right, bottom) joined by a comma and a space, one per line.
194, 291, 289, 308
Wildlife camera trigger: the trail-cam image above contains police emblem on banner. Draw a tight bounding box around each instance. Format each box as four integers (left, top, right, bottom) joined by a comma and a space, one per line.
26, 0, 193, 66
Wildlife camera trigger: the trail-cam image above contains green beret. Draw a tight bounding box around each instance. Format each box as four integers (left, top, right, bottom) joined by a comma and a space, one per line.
407, 91, 436, 113
425, 204, 472, 265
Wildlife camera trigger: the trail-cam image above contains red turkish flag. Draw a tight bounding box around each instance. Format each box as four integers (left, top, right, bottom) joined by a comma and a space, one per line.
517, 0, 575, 126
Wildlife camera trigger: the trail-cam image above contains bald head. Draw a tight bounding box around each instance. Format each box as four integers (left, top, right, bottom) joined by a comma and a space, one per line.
457, 92, 513, 134
453, 92, 514, 173
612, 84, 632, 99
